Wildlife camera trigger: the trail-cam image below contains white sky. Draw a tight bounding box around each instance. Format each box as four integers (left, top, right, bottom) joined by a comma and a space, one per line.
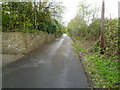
55, 0, 120, 26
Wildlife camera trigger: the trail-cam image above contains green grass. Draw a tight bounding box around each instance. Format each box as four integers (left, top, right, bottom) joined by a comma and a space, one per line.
72, 41, 86, 54
72, 40, 119, 88
85, 54, 119, 88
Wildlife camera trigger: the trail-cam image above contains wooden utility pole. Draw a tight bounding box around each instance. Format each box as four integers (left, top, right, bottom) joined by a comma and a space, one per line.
110, 13, 111, 19
100, 0, 105, 54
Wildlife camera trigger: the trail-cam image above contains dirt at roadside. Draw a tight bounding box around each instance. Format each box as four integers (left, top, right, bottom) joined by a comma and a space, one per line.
1, 54, 24, 67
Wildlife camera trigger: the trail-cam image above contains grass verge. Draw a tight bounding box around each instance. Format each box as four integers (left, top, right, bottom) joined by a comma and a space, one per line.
72, 38, 120, 88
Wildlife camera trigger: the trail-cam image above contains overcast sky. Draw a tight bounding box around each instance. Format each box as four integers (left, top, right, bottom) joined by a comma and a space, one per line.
55, 0, 120, 26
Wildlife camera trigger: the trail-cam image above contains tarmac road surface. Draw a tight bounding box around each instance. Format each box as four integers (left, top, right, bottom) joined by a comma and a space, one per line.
2, 34, 89, 88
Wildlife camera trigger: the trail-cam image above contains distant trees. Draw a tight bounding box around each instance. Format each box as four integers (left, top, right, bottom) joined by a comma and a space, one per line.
67, 1, 93, 38
2, 0, 64, 34
67, 1, 118, 58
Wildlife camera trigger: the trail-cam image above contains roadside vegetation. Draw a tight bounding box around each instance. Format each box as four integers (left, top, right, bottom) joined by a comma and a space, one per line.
1, 0, 119, 88
2, 1, 64, 36
67, 1, 119, 88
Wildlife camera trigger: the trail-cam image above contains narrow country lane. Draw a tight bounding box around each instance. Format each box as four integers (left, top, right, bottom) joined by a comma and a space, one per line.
2, 35, 89, 88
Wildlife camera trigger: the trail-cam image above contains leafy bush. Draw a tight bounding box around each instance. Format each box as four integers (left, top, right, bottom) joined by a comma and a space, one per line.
104, 19, 118, 58
87, 19, 101, 40
2, 2, 63, 35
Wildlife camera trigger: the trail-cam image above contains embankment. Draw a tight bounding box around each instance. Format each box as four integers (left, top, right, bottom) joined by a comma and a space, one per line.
1, 32, 57, 66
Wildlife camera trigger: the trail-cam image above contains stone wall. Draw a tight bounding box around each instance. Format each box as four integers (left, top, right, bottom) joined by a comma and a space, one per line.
0, 32, 1, 88
2, 32, 55, 55
0, 33, 2, 54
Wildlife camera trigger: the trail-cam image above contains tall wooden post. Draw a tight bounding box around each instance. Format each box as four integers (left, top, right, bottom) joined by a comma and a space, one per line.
110, 13, 111, 19
100, 0, 105, 54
